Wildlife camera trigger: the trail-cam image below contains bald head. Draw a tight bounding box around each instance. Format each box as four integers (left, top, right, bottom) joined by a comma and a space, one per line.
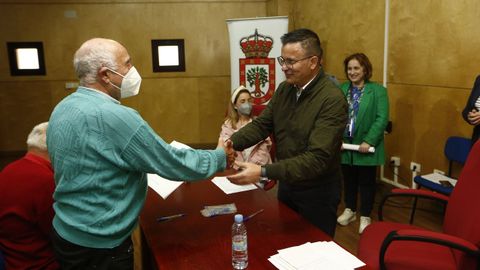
73, 38, 126, 85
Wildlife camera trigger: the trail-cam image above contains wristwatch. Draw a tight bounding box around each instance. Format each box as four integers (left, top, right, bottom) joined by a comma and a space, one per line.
260, 165, 267, 179
258, 165, 274, 190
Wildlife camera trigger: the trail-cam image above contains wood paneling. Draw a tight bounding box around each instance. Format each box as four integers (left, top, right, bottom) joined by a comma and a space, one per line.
292, 0, 386, 82
292, 0, 478, 182
0, 0, 268, 150
389, 0, 480, 88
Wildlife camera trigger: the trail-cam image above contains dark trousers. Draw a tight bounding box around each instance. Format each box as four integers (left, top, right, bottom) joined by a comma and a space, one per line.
51, 229, 133, 270
341, 164, 377, 216
277, 176, 341, 238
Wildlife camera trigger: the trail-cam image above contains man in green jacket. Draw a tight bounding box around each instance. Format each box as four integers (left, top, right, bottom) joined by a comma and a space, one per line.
228, 29, 348, 237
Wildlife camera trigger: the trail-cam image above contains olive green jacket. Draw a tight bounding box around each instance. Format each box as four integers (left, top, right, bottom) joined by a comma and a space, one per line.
340, 81, 389, 166
231, 70, 348, 185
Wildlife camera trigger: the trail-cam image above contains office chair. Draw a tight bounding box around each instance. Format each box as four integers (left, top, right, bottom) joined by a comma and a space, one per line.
414, 136, 471, 195
357, 140, 480, 270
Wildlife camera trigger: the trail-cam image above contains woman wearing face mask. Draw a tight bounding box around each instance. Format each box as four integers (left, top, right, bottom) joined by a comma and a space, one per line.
219, 86, 272, 168
336, 53, 389, 234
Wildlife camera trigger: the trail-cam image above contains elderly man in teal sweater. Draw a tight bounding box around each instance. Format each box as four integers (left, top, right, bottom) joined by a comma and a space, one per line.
47, 38, 233, 270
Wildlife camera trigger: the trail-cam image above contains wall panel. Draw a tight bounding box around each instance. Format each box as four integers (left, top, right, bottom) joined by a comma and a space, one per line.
0, 0, 267, 151
384, 84, 471, 182
292, 0, 478, 183
389, 0, 480, 88
292, 0, 385, 82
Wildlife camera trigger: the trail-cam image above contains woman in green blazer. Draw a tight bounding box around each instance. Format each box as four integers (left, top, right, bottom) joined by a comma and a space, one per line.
336, 53, 389, 234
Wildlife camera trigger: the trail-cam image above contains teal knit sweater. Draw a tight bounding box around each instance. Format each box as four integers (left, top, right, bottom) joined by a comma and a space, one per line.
47, 87, 226, 248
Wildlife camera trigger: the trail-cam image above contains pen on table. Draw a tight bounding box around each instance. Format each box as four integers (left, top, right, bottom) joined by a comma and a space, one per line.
243, 209, 264, 222
156, 213, 186, 222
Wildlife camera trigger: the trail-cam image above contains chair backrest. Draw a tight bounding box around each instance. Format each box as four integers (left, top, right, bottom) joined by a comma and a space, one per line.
444, 136, 471, 176
443, 139, 480, 269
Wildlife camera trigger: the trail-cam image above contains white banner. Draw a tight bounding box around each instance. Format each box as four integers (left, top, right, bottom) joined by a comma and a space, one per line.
226, 16, 288, 105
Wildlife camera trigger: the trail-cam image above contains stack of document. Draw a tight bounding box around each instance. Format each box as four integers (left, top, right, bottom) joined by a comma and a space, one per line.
269, 241, 365, 270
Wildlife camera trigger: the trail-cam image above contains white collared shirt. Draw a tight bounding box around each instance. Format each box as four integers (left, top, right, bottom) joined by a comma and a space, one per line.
296, 74, 317, 100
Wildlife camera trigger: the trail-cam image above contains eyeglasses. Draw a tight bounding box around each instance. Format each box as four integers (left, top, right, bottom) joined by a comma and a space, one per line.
277, 55, 316, 68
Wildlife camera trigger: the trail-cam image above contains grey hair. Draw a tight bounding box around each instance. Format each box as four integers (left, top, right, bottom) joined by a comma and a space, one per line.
73, 38, 119, 85
26, 122, 48, 151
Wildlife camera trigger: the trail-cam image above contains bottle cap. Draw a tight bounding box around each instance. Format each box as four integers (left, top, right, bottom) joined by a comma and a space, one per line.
234, 214, 243, 223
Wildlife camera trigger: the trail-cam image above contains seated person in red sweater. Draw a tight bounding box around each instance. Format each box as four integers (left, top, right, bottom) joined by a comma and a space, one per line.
0, 122, 59, 270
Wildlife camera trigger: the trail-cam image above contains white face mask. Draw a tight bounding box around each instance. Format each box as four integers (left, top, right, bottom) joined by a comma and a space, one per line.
108, 66, 142, 98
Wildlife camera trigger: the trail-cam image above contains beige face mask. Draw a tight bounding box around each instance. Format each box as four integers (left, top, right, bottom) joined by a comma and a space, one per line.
108, 66, 142, 98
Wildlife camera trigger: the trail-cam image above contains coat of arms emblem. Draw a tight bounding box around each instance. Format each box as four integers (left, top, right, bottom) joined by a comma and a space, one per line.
239, 29, 275, 105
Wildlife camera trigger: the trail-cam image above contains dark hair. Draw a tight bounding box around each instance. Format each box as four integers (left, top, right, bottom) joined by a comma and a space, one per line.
280, 28, 323, 58
343, 53, 373, 81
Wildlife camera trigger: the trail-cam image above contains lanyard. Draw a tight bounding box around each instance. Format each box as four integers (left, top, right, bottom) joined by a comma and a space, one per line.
345, 86, 363, 138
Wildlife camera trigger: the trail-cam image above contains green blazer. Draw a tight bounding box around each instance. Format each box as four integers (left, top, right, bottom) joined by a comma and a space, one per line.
340, 81, 389, 166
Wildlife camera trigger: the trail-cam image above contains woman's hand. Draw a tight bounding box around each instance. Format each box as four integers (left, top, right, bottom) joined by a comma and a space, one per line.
467, 109, 480, 125
358, 142, 371, 153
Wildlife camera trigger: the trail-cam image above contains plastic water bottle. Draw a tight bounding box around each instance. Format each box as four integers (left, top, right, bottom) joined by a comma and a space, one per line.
232, 214, 248, 269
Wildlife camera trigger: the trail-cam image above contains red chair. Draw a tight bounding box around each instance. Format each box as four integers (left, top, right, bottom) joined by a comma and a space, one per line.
357, 141, 480, 270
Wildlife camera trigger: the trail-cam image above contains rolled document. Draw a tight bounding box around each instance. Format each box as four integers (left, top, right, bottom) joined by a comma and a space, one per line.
342, 143, 375, 153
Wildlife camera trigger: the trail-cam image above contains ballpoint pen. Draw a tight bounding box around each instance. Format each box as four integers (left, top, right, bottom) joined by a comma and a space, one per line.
243, 209, 264, 222
156, 213, 186, 222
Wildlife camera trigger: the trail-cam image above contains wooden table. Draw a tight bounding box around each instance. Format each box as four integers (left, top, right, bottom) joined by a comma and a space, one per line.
140, 179, 369, 269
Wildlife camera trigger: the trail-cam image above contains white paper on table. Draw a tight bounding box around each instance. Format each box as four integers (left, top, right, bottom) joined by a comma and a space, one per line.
342, 143, 375, 153
278, 242, 320, 269
271, 253, 350, 270
268, 254, 297, 270
211, 176, 257, 194
270, 241, 365, 270
147, 140, 192, 199
420, 173, 457, 186
147, 174, 183, 199
312, 241, 366, 269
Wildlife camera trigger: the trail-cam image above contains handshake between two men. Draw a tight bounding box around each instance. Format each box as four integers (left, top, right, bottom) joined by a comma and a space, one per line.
217, 138, 264, 186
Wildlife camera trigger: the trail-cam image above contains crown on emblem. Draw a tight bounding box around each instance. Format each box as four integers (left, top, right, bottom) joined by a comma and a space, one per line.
240, 29, 274, 58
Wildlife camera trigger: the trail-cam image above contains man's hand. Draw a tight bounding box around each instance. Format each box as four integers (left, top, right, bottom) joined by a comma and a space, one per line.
217, 138, 236, 168
468, 109, 480, 125
358, 142, 371, 153
226, 161, 261, 185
